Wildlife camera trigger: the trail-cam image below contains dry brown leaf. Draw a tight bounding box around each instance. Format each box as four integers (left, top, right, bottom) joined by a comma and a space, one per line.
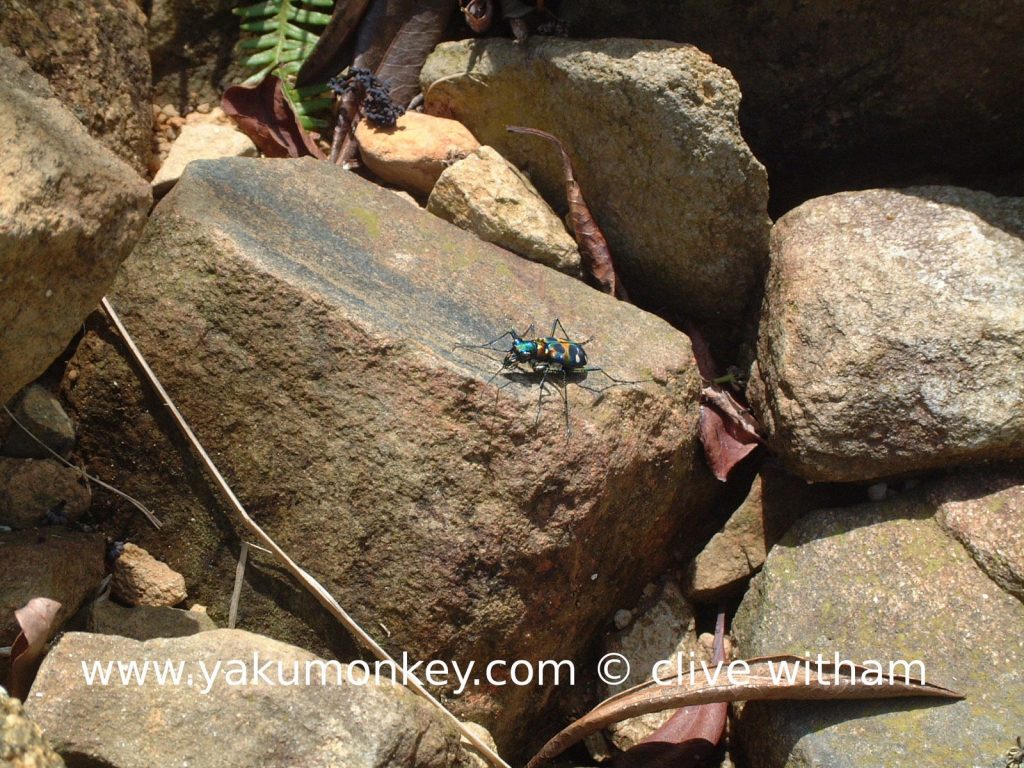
506, 125, 629, 300
8, 597, 62, 699
699, 404, 760, 482
222, 76, 326, 159
616, 610, 728, 767
527, 655, 962, 768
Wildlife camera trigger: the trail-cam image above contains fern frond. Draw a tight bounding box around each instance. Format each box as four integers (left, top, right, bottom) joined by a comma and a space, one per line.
234, 0, 335, 131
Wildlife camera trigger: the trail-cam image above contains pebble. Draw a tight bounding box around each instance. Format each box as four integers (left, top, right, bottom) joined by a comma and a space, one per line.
612, 608, 633, 629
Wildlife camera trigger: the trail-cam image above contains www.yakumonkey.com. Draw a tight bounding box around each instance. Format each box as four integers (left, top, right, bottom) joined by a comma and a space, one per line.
80, 651, 927, 696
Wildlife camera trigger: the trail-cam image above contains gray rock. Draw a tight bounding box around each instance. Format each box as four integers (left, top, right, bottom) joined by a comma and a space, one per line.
0, 687, 65, 768
63, 157, 714, 753
84, 599, 217, 640
557, 1, 1024, 214
428, 146, 581, 274
0, 48, 151, 408
25, 630, 470, 768
2, 385, 75, 459
0, 1, 153, 173
683, 468, 856, 601
0, 530, 105, 648
750, 187, 1024, 482
0, 458, 90, 529
421, 38, 770, 342
930, 469, 1024, 602
733, 487, 1024, 768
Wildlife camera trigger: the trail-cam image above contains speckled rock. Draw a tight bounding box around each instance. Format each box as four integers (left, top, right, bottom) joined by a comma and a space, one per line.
355, 111, 480, 196
733, 484, 1024, 768
2, 386, 75, 459
84, 599, 218, 640
427, 146, 581, 273
750, 187, 1024, 481
599, 581, 705, 751
0, 687, 65, 768
557, 1, 1024, 215
929, 469, 1024, 602
0, 0, 153, 173
25, 630, 470, 768
683, 468, 856, 601
63, 157, 713, 754
111, 543, 188, 607
0, 458, 90, 529
0, 48, 151, 408
421, 38, 769, 343
0, 530, 105, 648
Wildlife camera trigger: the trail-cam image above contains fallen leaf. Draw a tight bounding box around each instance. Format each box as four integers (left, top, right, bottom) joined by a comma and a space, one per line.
507, 125, 629, 300
8, 597, 62, 699
700, 404, 760, 482
616, 609, 729, 768
527, 655, 961, 768
222, 75, 326, 159
684, 320, 763, 480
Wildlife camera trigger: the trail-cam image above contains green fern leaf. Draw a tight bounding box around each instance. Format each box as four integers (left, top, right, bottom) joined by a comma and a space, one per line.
234, 0, 335, 133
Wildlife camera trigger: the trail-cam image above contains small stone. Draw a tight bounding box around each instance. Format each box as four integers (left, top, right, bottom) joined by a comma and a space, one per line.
0, 688, 65, 768
161, 103, 179, 119
867, 482, 888, 501
612, 608, 633, 630
2, 385, 75, 459
0, 458, 91, 529
427, 146, 581, 273
600, 581, 704, 750
356, 111, 479, 196
152, 122, 258, 197
195, 102, 212, 114
167, 115, 186, 129
111, 543, 187, 607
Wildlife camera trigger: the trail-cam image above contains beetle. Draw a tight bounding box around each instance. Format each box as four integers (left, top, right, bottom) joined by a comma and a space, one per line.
456, 318, 646, 436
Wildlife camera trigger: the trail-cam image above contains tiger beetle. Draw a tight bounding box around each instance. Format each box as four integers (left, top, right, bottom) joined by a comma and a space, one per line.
455, 318, 648, 436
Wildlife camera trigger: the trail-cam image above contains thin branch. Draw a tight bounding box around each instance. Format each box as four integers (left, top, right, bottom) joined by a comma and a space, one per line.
228, 542, 249, 630
99, 297, 509, 768
2, 405, 162, 529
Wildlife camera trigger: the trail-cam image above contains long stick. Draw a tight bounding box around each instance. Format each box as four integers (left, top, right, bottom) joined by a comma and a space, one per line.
99, 296, 509, 768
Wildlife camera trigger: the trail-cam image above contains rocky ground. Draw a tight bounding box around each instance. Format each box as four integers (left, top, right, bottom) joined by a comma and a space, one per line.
0, 2, 1021, 768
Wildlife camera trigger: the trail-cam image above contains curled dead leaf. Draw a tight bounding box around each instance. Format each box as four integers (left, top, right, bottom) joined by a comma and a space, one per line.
222, 76, 326, 159
507, 125, 629, 301
528, 655, 961, 768
8, 597, 62, 699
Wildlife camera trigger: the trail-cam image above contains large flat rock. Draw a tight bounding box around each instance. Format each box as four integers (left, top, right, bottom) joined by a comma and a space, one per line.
750, 187, 1024, 482
64, 157, 712, 753
732, 479, 1024, 767
26, 630, 467, 768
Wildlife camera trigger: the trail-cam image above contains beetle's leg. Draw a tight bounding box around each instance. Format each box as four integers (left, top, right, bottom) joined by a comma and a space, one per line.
559, 366, 572, 437
575, 366, 651, 394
